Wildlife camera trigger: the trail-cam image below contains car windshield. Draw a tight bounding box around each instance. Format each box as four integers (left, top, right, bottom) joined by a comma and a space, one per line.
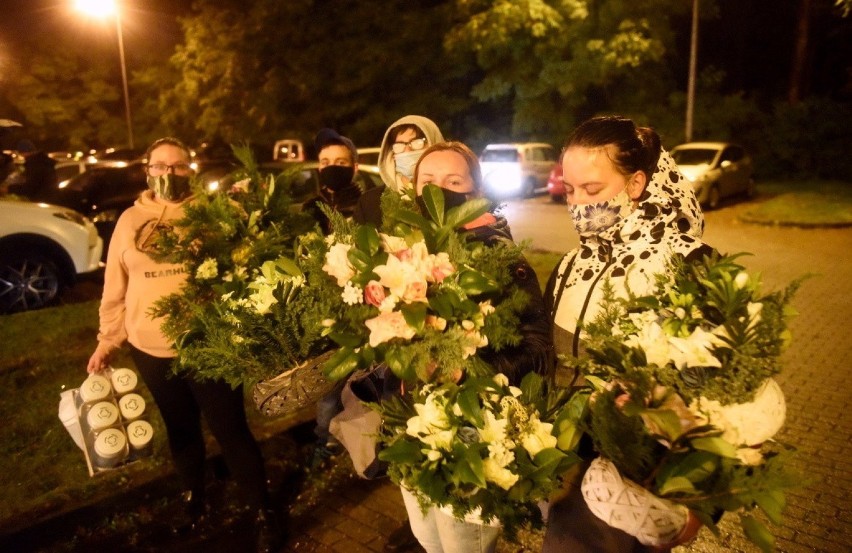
481, 150, 519, 162
672, 148, 718, 166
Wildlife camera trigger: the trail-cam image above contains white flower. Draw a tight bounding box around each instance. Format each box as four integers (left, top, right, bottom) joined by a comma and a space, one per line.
248, 283, 278, 314
379, 295, 399, 313
426, 449, 443, 462
479, 300, 495, 316
479, 410, 509, 445
195, 258, 218, 280
461, 329, 488, 359
483, 458, 519, 490
492, 373, 509, 387
736, 447, 765, 466
520, 415, 557, 456
667, 326, 723, 369
342, 282, 363, 305
689, 379, 786, 446
624, 321, 672, 368
734, 271, 750, 290
323, 242, 355, 286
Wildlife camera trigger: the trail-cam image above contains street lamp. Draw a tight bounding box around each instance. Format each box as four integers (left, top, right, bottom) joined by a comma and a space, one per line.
74, 0, 134, 149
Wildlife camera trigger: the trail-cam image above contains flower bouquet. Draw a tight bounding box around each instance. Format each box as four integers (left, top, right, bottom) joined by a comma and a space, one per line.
150, 147, 336, 391
567, 253, 803, 552
316, 184, 532, 385
376, 371, 588, 540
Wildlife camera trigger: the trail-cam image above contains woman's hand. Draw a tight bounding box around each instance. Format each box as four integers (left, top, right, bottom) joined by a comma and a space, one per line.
87, 346, 112, 374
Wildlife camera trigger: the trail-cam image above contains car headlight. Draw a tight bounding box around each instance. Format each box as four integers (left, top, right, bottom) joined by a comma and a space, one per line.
53, 210, 88, 226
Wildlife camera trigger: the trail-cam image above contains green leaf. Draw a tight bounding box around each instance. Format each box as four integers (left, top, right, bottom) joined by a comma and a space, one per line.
657, 476, 696, 495
656, 451, 718, 489
322, 348, 360, 381
457, 387, 484, 427
401, 302, 427, 333
454, 447, 486, 488
354, 225, 381, 256
691, 436, 739, 458
378, 439, 422, 464
754, 490, 786, 525
419, 184, 445, 225
519, 372, 544, 402
385, 346, 416, 381
741, 515, 775, 553
347, 248, 372, 273
456, 269, 499, 296
444, 198, 490, 229
641, 408, 684, 441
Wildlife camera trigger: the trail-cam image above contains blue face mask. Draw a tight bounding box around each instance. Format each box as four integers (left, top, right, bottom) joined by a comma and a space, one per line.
394, 149, 423, 180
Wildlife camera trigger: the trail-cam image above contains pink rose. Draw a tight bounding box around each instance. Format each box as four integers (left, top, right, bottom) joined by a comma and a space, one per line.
365, 311, 416, 347
364, 280, 387, 308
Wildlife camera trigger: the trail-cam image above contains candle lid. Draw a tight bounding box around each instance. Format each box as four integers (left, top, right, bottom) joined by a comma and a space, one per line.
94, 428, 127, 458
87, 401, 119, 431
110, 368, 138, 395
118, 393, 146, 420
79, 374, 111, 403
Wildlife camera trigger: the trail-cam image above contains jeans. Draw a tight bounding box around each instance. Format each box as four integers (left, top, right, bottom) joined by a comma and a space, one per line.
401, 487, 501, 553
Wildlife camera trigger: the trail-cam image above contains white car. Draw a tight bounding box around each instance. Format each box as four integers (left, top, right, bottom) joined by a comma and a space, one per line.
0, 199, 103, 313
671, 142, 755, 209
480, 143, 558, 198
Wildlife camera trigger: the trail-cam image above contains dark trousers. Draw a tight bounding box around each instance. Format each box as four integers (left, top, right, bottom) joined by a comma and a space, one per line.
129, 346, 268, 510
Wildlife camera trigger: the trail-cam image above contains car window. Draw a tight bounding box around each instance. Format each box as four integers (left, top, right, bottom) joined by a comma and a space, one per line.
481, 150, 519, 162
720, 146, 744, 163
528, 148, 543, 162
541, 146, 557, 162
672, 148, 717, 165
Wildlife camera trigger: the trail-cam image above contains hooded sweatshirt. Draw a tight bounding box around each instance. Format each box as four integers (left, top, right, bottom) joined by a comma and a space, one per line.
377, 115, 445, 192
97, 190, 191, 358
545, 149, 711, 365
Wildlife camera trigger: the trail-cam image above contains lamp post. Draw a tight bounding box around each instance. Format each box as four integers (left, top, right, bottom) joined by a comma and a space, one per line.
75, 0, 134, 149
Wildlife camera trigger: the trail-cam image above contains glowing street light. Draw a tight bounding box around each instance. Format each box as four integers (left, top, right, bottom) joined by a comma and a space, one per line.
74, 0, 134, 149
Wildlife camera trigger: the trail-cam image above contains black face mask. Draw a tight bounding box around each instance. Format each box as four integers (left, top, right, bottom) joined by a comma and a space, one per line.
318, 165, 355, 192
416, 188, 469, 216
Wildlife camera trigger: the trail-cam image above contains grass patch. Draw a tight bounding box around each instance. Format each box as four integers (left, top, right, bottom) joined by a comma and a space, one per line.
745, 180, 852, 226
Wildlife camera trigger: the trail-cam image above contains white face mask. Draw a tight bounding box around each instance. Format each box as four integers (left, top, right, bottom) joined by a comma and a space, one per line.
569, 187, 633, 238
394, 149, 423, 180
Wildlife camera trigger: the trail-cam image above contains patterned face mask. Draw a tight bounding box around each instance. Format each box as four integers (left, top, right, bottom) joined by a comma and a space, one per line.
568, 187, 633, 238
147, 174, 191, 202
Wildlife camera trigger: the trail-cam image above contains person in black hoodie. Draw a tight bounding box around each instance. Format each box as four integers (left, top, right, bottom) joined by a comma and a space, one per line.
302, 128, 364, 235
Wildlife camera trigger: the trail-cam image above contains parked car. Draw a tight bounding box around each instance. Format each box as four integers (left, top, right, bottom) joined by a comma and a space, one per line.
671, 142, 755, 209
546, 163, 566, 203
35, 160, 236, 257
0, 198, 102, 313
479, 143, 558, 198
356, 147, 381, 166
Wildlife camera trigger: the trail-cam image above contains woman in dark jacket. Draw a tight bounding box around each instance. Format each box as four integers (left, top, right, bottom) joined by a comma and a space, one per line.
395, 141, 552, 553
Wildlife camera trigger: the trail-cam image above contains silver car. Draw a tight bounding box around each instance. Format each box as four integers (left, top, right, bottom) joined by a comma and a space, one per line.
671, 142, 755, 209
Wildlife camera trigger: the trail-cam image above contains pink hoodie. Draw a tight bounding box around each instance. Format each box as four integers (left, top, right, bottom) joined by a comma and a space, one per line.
97, 190, 189, 358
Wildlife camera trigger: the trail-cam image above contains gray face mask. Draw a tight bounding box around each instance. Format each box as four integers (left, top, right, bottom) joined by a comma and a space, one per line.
147, 174, 191, 202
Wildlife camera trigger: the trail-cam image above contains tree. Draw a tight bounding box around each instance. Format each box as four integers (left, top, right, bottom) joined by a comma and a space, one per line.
1, 44, 124, 149
444, 0, 692, 141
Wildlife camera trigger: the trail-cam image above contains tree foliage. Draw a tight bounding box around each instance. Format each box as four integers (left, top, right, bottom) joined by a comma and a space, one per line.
444, 0, 693, 140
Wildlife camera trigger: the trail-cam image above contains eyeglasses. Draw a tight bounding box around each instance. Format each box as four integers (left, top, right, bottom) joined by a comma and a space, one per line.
147, 163, 192, 176
391, 137, 427, 154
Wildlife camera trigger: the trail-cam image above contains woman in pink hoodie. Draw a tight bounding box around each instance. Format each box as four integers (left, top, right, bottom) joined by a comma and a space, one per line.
86, 137, 280, 552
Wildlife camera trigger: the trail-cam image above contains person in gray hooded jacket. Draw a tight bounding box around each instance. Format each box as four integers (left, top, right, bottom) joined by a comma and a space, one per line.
353, 114, 445, 227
